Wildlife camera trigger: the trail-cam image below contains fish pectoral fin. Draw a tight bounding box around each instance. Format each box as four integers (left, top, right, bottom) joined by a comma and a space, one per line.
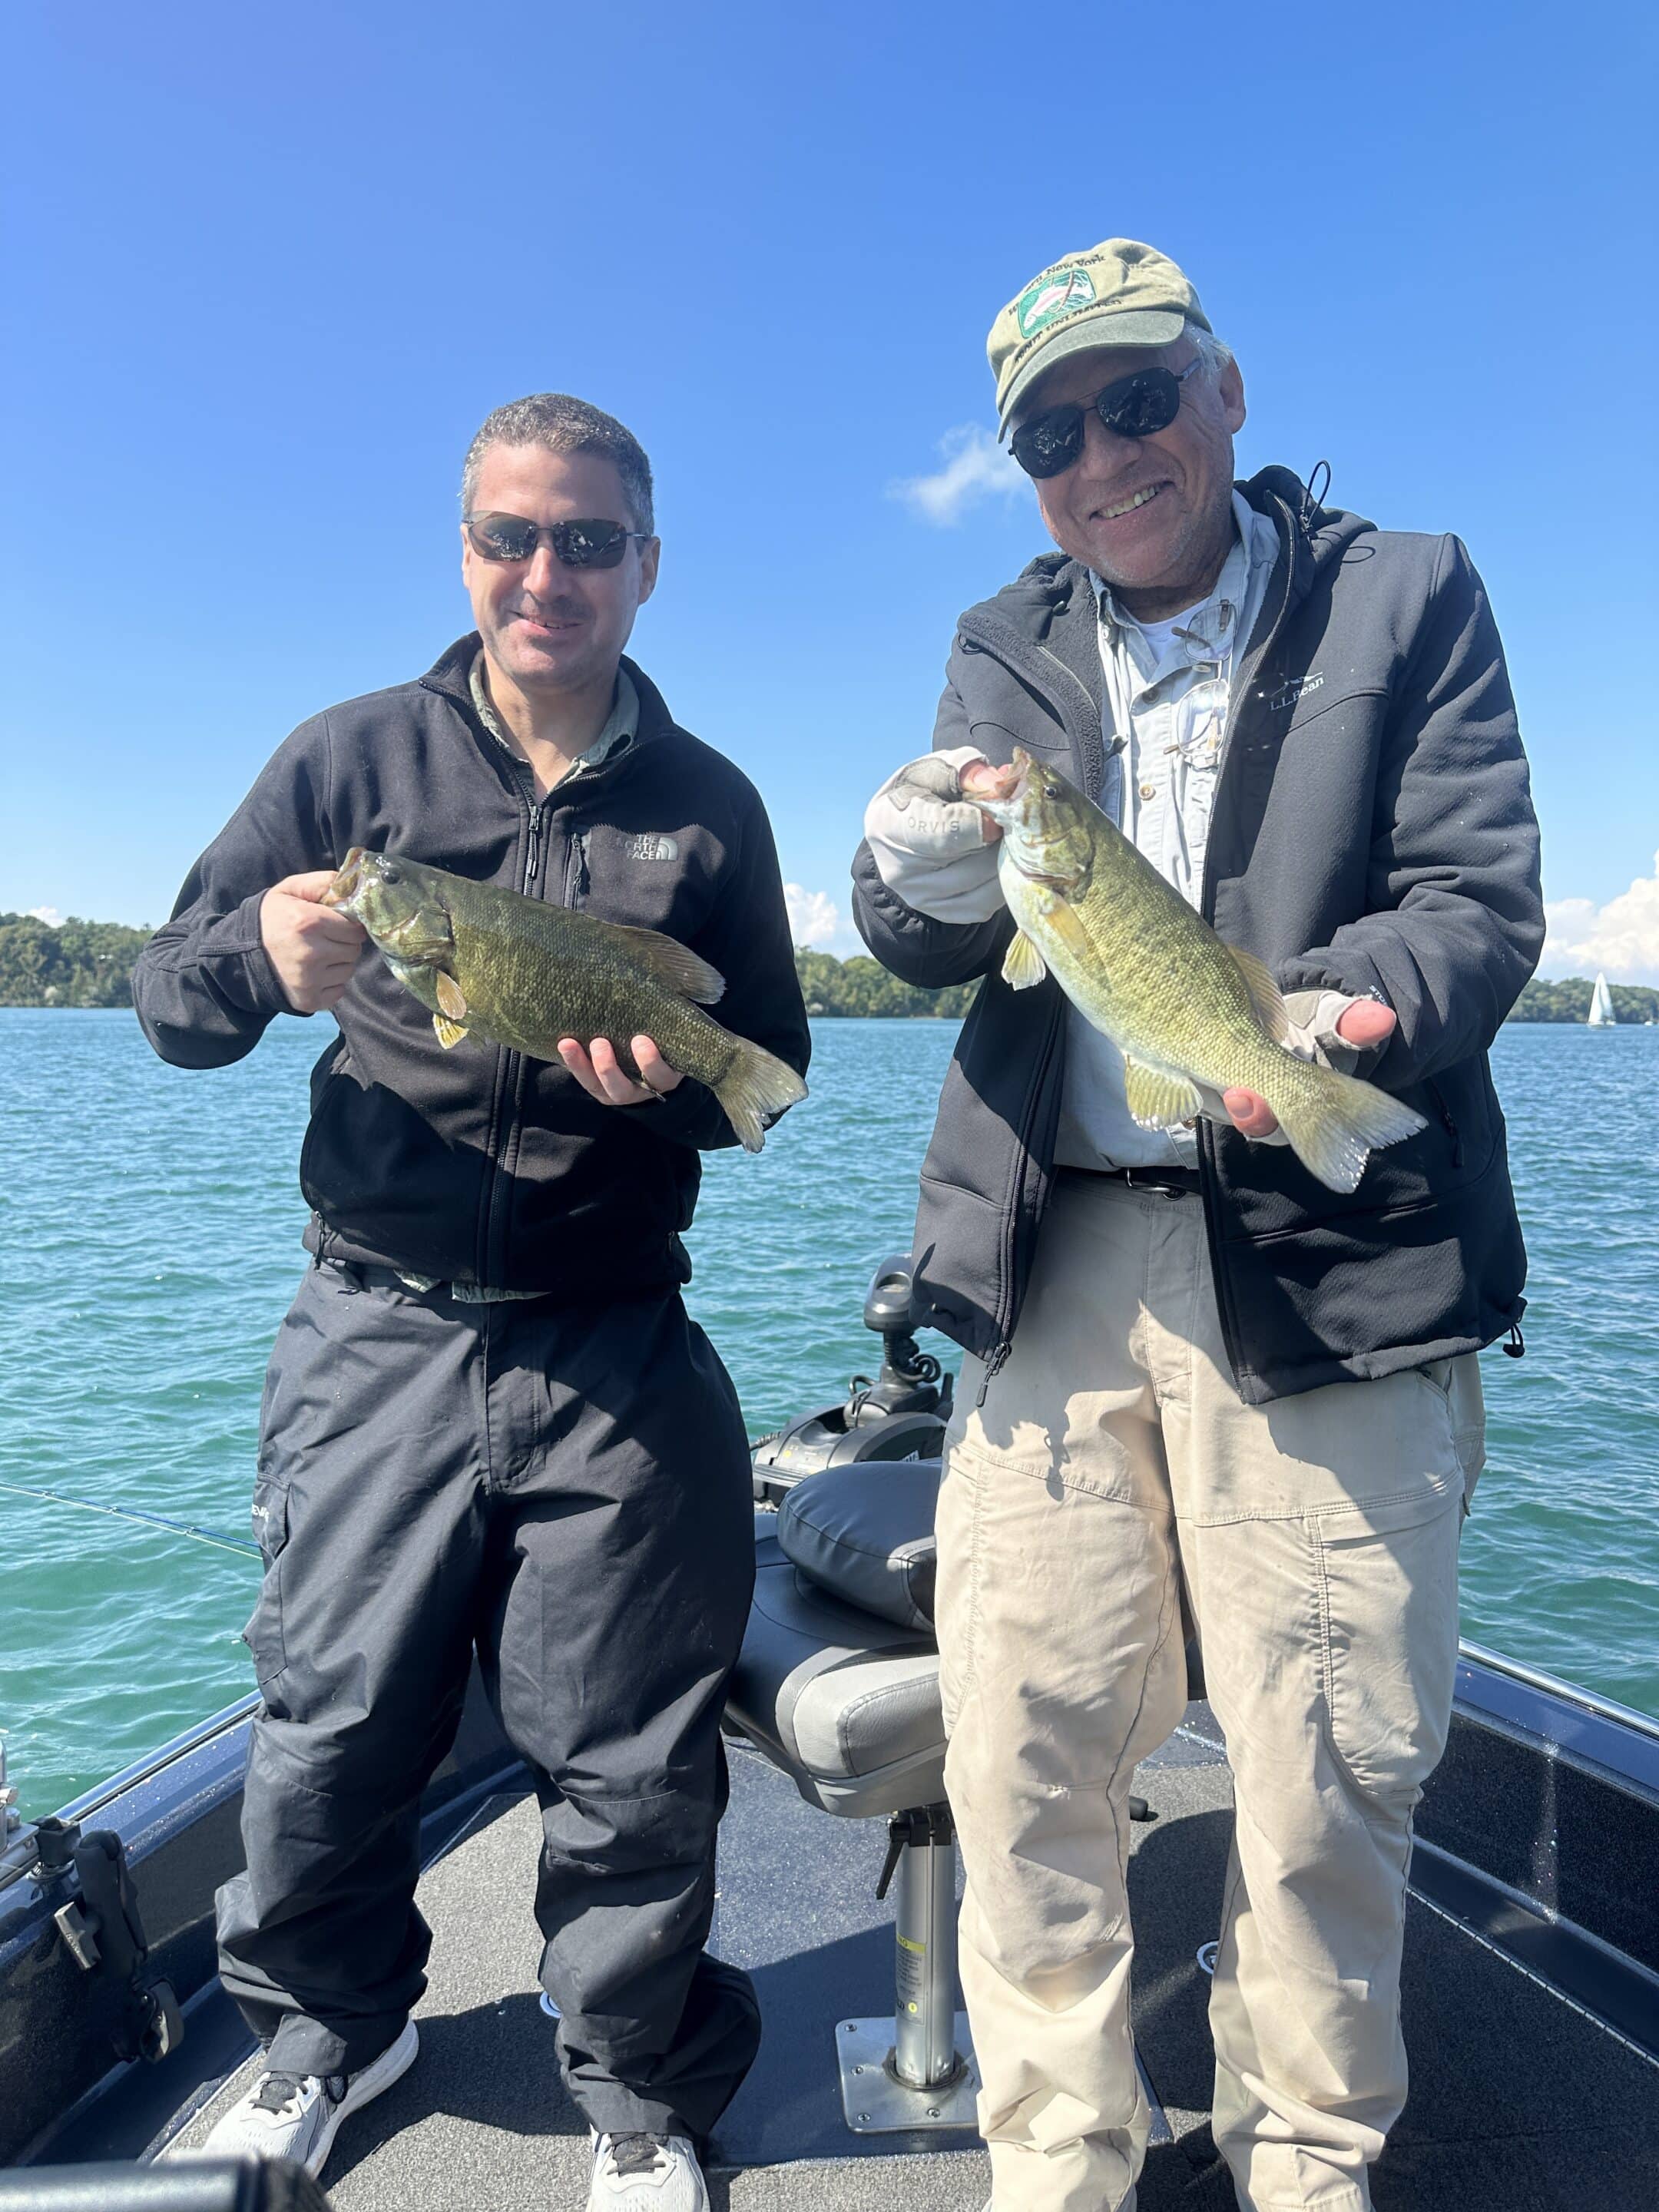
1001, 930, 1049, 991
1122, 1058, 1203, 1130
607, 922, 726, 1006
434, 972, 469, 1020
1223, 942, 1290, 1043
432, 1012, 469, 1048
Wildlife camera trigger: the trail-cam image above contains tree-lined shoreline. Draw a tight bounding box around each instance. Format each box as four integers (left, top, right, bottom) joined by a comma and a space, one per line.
1, 911, 1654, 1023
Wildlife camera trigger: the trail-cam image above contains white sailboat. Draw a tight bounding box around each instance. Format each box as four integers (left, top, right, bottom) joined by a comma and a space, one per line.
1588, 971, 1616, 1026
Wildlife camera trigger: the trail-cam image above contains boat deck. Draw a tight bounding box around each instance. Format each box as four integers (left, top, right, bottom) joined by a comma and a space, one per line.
155, 1708, 1659, 2212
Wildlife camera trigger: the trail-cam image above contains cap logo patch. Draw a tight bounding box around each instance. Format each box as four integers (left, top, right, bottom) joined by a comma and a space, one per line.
1016, 265, 1097, 339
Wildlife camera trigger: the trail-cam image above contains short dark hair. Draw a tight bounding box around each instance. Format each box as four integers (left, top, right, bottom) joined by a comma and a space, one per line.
462, 393, 654, 535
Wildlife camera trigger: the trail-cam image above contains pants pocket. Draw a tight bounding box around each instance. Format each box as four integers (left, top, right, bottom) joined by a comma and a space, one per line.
243, 1478, 291, 1691
1314, 1487, 1461, 1804
934, 1444, 988, 1733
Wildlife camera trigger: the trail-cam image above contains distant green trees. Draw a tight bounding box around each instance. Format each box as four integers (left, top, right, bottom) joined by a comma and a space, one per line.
793, 948, 977, 1020
1508, 975, 1659, 1025
4, 910, 1655, 1027
0, 913, 151, 1007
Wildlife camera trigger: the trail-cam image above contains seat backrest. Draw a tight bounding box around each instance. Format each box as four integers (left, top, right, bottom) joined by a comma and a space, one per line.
777, 1460, 941, 1631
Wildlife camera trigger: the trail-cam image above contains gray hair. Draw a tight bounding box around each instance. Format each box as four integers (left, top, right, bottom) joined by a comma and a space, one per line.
462, 393, 655, 535
1184, 321, 1234, 383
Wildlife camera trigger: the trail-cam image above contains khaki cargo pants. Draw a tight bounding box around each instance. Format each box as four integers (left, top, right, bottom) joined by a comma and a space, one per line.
936, 1173, 1484, 2212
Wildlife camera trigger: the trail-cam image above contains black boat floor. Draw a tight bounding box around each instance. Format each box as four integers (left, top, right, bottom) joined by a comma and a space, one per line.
161, 1717, 1659, 2211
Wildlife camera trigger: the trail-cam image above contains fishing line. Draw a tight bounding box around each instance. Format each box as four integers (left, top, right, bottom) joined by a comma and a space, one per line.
0, 1477, 261, 1559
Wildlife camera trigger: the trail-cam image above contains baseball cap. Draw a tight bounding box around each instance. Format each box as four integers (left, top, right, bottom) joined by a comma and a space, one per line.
988, 238, 1210, 435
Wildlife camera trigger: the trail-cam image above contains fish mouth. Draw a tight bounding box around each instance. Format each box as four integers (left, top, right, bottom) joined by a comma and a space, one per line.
322, 848, 370, 908
969, 750, 1031, 815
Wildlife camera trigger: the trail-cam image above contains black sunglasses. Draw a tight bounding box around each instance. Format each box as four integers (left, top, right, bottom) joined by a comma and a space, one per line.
463, 512, 650, 568
1009, 359, 1204, 481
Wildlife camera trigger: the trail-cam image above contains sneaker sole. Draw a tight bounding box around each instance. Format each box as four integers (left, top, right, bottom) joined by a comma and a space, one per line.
300, 2017, 421, 2178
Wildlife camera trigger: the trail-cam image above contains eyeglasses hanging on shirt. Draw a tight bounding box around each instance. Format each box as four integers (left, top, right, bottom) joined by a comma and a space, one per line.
1161, 604, 1235, 767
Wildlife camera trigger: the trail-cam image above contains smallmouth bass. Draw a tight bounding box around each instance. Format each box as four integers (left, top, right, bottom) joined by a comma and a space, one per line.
323, 848, 806, 1152
973, 750, 1425, 1194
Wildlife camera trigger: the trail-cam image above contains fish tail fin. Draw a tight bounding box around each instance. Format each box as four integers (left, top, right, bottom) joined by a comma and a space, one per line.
1270, 1063, 1428, 1194
714, 1039, 808, 1154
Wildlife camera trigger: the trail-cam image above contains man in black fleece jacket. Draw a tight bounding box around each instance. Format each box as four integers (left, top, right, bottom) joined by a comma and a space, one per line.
135, 394, 807, 2211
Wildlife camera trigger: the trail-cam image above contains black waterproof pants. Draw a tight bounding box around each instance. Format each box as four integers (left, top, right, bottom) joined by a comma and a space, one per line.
216, 1258, 760, 2140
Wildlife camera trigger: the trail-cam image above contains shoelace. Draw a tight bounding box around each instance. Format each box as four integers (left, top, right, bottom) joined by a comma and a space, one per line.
252, 2071, 314, 2117
251, 2068, 342, 2118
605, 2132, 674, 2177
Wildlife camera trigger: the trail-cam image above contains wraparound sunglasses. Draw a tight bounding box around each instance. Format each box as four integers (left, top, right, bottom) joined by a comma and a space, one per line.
1009, 359, 1204, 480
463, 513, 651, 568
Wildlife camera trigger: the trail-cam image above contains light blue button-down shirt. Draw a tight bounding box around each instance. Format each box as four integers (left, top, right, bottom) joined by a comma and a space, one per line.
1054, 492, 1281, 1167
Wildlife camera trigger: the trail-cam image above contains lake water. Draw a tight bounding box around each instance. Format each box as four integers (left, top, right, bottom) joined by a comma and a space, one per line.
2, 1010, 1656, 1816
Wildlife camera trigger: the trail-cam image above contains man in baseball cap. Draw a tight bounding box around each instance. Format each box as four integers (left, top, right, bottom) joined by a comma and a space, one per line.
853, 240, 1541, 2209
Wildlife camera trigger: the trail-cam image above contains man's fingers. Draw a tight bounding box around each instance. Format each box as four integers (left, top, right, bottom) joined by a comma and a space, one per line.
271, 870, 345, 902
1335, 1000, 1397, 1049
556, 1038, 603, 1101
959, 759, 1010, 843
558, 1037, 653, 1107
293, 902, 368, 945
1223, 1085, 1280, 1138
631, 1037, 684, 1094
588, 1036, 653, 1103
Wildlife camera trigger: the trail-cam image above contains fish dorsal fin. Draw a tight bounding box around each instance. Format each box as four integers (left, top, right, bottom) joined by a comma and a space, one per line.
1223, 942, 1290, 1043
1122, 1058, 1202, 1130
435, 972, 468, 1020
432, 1013, 469, 1048
605, 922, 725, 1006
1001, 931, 1048, 991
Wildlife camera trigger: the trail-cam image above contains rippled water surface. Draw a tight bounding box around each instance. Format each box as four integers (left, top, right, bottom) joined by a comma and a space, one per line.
2, 1011, 1655, 1813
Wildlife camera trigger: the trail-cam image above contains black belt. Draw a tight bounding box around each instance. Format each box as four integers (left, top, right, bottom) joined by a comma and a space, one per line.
1064, 1164, 1202, 1198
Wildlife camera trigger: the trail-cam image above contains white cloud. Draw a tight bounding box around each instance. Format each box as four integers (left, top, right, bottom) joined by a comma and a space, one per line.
784, 883, 844, 949
1540, 850, 1659, 985
27, 905, 65, 926
888, 424, 1028, 527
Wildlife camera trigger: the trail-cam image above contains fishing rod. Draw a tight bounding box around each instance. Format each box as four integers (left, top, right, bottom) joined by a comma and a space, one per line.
0, 1478, 261, 1559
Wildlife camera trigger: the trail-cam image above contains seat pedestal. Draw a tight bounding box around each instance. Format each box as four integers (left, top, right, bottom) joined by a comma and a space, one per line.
836, 1806, 980, 2134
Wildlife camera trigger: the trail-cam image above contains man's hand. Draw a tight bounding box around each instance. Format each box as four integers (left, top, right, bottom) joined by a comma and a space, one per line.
260, 872, 367, 1013
1221, 1000, 1399, 1137
959, 757, 1016, 841
558, 1035, 686, 1107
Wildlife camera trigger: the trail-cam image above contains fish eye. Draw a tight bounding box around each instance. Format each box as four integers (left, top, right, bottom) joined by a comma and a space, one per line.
381, 861, 402, 884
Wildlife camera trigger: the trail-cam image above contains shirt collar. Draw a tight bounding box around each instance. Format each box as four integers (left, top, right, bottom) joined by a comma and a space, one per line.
1092, 490, 1270, 679
468, 653, 639, 777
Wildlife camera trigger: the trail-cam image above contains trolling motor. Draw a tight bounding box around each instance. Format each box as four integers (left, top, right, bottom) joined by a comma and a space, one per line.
752, 1252, 954, 1504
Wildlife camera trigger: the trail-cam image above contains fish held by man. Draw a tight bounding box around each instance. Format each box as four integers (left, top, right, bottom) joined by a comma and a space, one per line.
323, 847, 806, 1151
972, 750, 1426, 1193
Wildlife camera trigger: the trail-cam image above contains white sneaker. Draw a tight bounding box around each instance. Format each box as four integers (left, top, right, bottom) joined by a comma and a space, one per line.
194, 2018, 419, 2177
588, 2128, 709, 2210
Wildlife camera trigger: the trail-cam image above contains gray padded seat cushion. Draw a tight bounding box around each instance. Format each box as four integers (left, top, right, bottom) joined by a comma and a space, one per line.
727, 1520, 946, 1815
776, 1459, 942, 1629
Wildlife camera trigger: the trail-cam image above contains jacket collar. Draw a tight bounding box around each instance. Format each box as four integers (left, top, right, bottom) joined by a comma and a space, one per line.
962, 465, 1366, 673
419, 634, 678, 750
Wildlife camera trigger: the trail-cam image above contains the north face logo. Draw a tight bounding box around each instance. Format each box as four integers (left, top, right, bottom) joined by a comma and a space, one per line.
626, 833, 679, 862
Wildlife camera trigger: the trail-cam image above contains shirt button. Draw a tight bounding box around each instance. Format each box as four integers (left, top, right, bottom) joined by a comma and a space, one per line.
1139, 782, 1156, 800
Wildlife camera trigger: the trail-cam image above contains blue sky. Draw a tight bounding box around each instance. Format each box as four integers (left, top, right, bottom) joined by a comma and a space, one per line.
5, 2, 1657, 975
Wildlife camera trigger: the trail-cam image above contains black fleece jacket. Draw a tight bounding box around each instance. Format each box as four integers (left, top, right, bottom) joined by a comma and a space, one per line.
852, 468, 1543, 1404
134, 637, 810, 1296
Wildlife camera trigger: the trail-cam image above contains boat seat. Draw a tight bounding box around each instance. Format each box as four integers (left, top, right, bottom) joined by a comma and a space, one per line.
726, 1460, 947, 1817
